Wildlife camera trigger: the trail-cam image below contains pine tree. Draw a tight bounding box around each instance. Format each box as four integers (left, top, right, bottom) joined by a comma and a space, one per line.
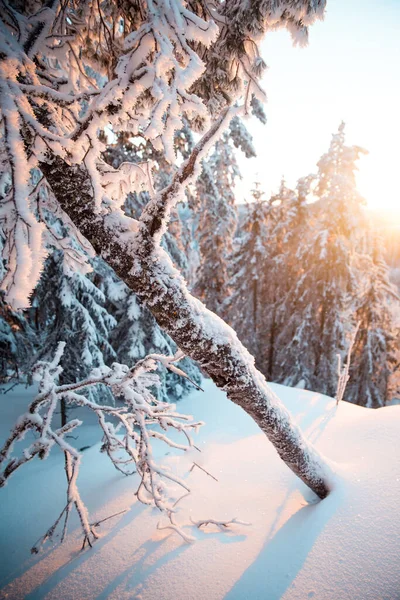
275, 224, 349, 393
0, 292, 36, 382
275, 124, 366, 395
226, 183, 269, 361
257, 179, 300, 379
346, 236, 399, 407
227, 177, 309, 379
194, 117, 259, 315
194, 133, 241, 314
32, 252, 117, 404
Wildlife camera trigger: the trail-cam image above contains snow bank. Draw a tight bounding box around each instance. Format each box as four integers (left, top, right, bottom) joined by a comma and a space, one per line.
0, 381, 399, 600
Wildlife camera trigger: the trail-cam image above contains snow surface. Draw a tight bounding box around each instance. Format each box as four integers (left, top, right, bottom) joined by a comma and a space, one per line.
1, 380, 400, 600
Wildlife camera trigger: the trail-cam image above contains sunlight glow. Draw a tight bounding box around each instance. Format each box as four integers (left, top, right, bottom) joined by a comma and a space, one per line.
237, 0, 400, 216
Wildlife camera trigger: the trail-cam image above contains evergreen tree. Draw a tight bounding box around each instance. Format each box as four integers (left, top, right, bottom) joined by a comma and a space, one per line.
194, 131, 244, 314
257, 178, 301, 379
275, 223, 349, 393
252, 176, 314, 381
32, 252, 117, 404
346, 236, 399, 407
275, 124, 366, 395
0, 292, 36, 382
226, 183, 269, 360
228, 177, 310, 379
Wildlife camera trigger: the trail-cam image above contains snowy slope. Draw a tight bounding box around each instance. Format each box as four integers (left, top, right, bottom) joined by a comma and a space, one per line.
0, 380, 399, 600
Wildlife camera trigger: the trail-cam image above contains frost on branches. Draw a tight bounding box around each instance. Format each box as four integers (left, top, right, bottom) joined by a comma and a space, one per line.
0, 343, 205, 549
0, 0, 329, 499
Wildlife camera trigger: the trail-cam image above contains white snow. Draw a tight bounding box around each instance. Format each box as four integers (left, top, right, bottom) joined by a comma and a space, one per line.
1, 380, 399, 600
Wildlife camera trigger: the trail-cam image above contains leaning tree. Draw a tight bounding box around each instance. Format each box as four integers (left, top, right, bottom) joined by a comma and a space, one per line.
0, 0, 329, 498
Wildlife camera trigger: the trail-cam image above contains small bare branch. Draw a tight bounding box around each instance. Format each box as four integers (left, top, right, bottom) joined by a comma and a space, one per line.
191, 517, 251, 530
190, 461, 218, 482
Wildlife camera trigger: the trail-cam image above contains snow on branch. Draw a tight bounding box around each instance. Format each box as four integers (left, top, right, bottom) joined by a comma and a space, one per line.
0, 342, 205, 551
191, 517, 251, 530
0, 0, 219, 305
0, 0, 326, 306
0, 0, 331, 505
139, 105, 240, 244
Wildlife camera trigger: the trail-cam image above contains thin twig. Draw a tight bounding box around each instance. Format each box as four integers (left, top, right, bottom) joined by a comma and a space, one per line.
190, 462, 218, 482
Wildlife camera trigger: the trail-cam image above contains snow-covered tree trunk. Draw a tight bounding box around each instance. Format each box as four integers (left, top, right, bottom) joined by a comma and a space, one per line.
40, 148, 329, 499
0, 0, 329, 500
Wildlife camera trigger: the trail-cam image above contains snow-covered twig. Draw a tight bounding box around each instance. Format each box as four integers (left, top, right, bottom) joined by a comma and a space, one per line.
139, 105, 239, 245
190, 461, 218, 482
0, 342, 204, 551
156, 520, 196, 544
191, 517, 251, 530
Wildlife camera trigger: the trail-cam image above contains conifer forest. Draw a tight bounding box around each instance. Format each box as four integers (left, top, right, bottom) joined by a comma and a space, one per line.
0, 1, 399, 599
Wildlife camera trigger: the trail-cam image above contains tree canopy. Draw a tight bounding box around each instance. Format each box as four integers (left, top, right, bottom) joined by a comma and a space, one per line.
0, 0, 329, 499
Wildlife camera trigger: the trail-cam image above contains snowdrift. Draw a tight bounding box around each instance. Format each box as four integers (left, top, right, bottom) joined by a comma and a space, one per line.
0, 381, 399, 600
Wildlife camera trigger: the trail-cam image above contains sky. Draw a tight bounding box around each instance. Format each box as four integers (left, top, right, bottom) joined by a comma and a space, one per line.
237, 0, 400, 214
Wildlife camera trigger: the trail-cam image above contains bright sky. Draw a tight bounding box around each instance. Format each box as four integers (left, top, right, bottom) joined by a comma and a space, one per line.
237, 0, 400, 214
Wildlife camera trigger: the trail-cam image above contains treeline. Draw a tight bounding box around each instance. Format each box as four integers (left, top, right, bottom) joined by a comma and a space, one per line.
1, 121, 398, 407
222, 125, 398, 407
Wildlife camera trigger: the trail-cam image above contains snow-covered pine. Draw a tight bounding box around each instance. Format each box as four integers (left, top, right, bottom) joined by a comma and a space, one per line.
32, 251, 117, 404
0, 0, 330, 498
227, 177, 310, 380
346, 234, 400, 408
226, 182, 270, 361
261, 176, 314, 381
194, 132, 241, 315
192, 116, 257, 306
257, 179, 300, 379
275, 124, 367, 396
0, 291, 36, 382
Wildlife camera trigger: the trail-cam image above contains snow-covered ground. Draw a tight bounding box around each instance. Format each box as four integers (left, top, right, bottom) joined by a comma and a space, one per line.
1, 380, 399, 600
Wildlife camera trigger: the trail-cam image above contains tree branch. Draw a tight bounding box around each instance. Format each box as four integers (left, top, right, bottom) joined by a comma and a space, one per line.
39, 130, 330, 499
139, 105, 234, 242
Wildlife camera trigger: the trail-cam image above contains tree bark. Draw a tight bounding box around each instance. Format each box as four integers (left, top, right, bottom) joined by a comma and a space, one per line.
39, 154, 329, 500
